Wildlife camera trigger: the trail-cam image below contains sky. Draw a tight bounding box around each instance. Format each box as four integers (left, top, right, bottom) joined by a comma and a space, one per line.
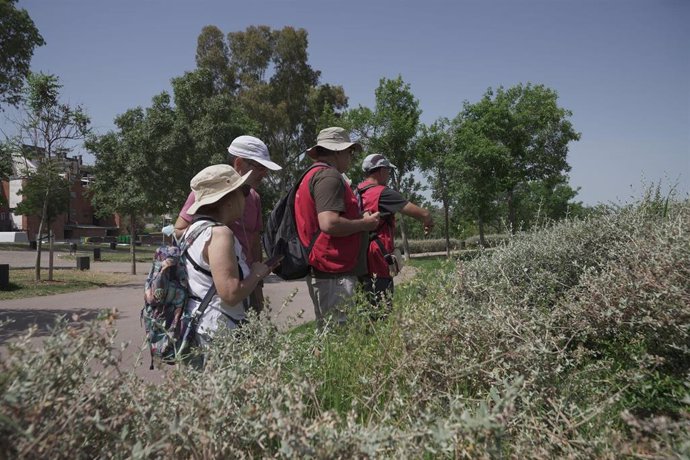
3, 0, 689, 206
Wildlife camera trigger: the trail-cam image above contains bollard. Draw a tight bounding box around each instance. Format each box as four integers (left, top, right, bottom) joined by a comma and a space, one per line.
76, 256, 90, 271
0, 264, 9, 290
93, 248, 101, 261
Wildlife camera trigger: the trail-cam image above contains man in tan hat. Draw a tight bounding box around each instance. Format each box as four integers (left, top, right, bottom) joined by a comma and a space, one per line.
175, 135, 282, 313
294, 127, 380, 328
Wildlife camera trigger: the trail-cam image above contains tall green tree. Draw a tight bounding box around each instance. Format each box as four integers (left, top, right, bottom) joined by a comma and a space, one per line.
454, 83, 580, 236
418, 119, 454, 257
348, 76, 422, 258
13, 160, 70, 280
0, 0, 45, 108
85, 108, 151, 275
8, 73, 89, 280
236, 27, 348, 193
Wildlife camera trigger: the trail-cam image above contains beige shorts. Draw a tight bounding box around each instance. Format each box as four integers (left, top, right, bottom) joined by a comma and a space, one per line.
306, 274, 357, 328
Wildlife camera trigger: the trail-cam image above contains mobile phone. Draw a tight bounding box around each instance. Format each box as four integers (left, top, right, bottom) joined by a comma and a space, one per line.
264, 254, 284, 267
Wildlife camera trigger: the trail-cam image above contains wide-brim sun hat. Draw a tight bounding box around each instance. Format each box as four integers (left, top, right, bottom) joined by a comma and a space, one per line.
306, 127, 362, 158
187, 164, 252, 215
227, 135, 282, 171
362, 153, 397, 172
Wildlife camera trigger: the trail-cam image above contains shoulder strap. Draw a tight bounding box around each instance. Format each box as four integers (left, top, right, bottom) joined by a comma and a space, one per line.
293, 163, 331, 251
180, 220, 222, 277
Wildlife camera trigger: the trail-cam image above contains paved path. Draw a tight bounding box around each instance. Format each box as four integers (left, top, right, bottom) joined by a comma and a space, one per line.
0, 249, 315, 380
0, 249, 421, 381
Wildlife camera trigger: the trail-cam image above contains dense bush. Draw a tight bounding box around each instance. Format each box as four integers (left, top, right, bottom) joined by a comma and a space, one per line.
1, 194, 688, 457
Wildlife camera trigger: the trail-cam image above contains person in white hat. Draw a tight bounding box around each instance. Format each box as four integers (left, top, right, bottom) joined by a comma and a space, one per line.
294, 127, 381, 328
175, 135, 282, 313
181, 164, 280, 347
356, 153, 434, 317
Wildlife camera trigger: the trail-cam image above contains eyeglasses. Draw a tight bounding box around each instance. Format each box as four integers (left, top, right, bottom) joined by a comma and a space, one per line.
246, 159, 268, 171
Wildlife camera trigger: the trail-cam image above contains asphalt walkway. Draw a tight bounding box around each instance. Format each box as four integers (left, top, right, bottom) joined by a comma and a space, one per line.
0, 249, 315, 380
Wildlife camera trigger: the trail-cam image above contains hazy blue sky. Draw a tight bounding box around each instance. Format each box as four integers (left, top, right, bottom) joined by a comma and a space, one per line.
4, 0, 689, 205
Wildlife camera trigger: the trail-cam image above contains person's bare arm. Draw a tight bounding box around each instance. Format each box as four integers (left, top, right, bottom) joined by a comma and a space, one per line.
174, 215, 190, 239
205, 226, 270, 306
317, 210, 380, 237
400, 202, 434, 235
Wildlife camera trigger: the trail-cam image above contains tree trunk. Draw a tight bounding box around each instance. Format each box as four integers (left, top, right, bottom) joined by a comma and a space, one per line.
443, 197, 450, 258
34, 178, 52, 282
130, 214, 136, 275
48, 228, 54, 281
507, 188, 517, 234
478, 213, 487, 248
34, 220, 43, 282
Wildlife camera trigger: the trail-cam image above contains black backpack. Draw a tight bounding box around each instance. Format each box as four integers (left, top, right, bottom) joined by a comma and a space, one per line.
262, 163, 327, 280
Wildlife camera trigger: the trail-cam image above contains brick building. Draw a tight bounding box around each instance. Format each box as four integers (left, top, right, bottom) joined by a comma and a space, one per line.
0, 149, 119, 242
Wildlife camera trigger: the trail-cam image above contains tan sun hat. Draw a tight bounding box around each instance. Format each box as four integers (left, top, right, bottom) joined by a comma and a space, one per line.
306, 127, 362, 158
187, 164, 252, 215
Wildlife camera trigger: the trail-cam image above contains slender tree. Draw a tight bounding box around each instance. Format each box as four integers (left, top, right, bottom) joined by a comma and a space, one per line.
13, 160, 70, 280
7, 73, 89, 280
418, 119, 454, 257
85, 108, 150, 275
0, 0, 45, 109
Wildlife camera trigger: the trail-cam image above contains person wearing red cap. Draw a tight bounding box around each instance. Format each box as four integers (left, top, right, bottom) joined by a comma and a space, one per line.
175, 135, 282, 313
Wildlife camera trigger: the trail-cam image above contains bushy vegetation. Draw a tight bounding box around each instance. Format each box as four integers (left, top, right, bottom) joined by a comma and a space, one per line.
1, 195, 688, 458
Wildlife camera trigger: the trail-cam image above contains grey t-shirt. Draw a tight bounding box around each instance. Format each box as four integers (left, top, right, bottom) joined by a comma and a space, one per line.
310, 168, 368, 276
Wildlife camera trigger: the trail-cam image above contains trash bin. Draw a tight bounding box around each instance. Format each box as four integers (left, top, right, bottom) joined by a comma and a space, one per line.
93, 248, 101, 261
29, 241, 37, 250
0, 264, 9, 290
76, 256, 90, 271
109, 242, 117, 250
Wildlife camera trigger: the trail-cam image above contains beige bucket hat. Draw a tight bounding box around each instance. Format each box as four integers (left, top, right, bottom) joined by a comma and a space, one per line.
187, 164, 252, 215
306, 127, 362, 158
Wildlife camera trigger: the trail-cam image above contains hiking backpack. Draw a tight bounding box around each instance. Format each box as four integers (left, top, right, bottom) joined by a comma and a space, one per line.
141, 219, 221, 368
262, 163, 326, 280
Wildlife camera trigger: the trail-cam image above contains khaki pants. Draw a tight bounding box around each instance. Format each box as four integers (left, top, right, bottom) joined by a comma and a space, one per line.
306, 274, 357, 328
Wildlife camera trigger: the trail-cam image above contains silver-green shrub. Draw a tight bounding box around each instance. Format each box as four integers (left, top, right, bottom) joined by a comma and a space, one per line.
1, 194, 687, 458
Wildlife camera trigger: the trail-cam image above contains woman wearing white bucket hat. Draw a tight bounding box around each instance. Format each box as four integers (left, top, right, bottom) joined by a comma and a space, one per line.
182, 164, 281, 347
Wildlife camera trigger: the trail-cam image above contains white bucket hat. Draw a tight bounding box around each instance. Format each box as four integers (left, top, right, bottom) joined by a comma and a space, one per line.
306, 127, 362, 158
227, 135, 282, 171
187, 164, 252, 215
362, 153, 397, 172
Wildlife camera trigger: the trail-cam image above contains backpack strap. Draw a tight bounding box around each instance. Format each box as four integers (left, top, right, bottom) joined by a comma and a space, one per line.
295, 162, 331, 253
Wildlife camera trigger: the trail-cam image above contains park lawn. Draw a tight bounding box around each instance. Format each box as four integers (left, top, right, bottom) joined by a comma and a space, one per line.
0, 268, 137, 301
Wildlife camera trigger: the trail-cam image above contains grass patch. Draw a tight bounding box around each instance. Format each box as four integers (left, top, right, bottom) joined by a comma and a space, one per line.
0, 268, 137, 300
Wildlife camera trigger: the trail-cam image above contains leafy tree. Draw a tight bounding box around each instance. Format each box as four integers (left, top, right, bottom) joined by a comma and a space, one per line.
169, 69, 255, 207
13, 160, 70, 280
418, 119, 454, 256
85, 108, 151, 275
0, 0, 45, 108
454, 83, 580, 238
7, 73, 89, 280
347, 76, 422, 258
0, 142, 11, 183
200, 25, 348, 194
